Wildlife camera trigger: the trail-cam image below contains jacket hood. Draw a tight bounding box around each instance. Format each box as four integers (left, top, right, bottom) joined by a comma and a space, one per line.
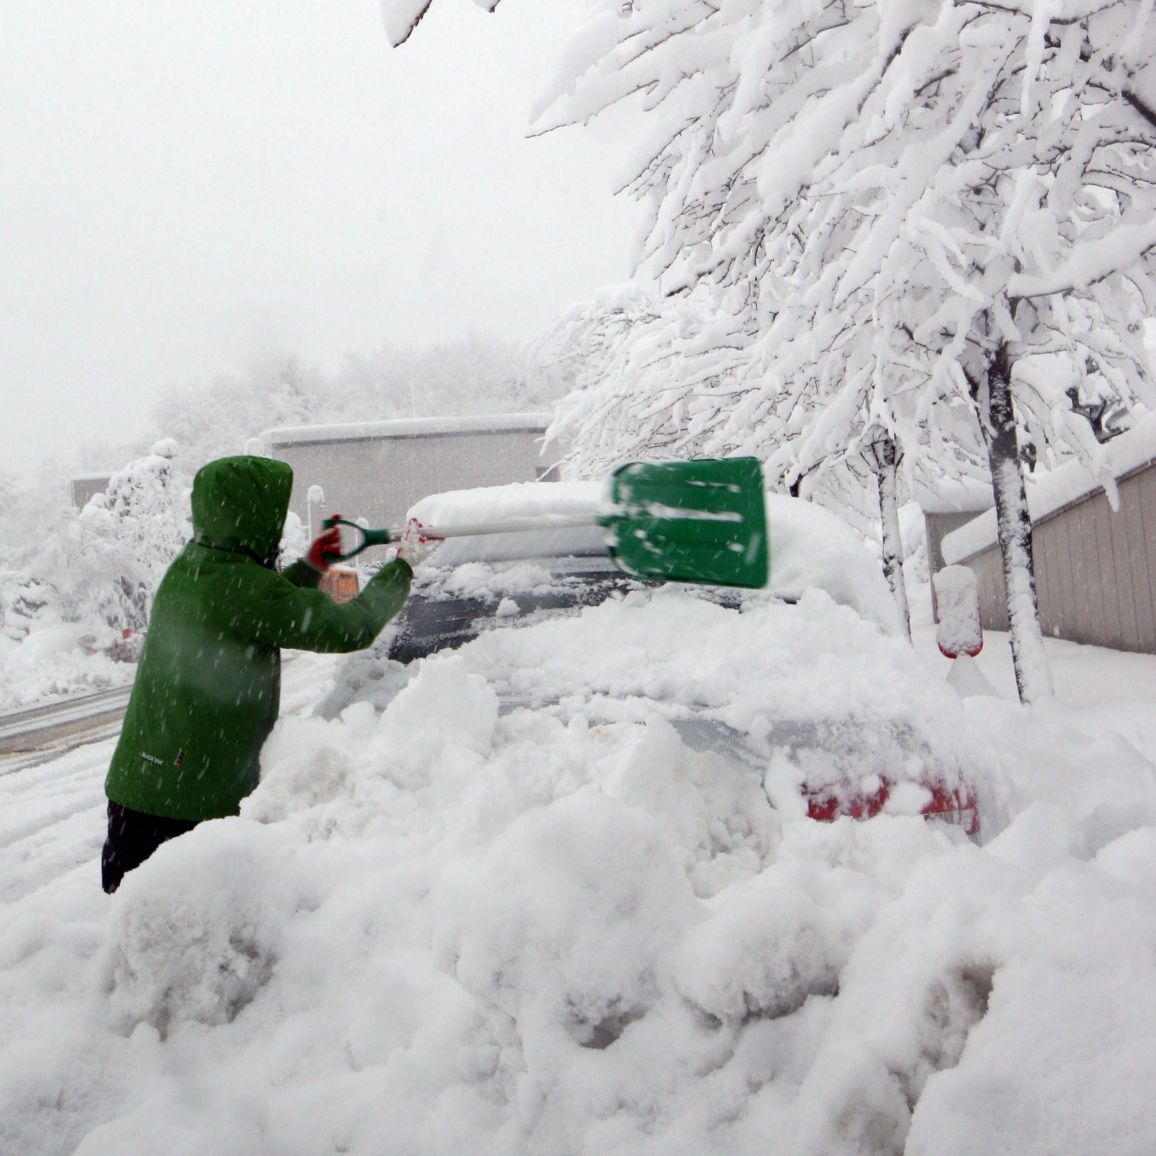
191, 456, 293, 564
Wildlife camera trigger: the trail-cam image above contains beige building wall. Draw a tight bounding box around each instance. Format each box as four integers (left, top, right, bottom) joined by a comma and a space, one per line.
947, 461, 1156, 654
70, 475, 112, 510
262, 417, 557, 557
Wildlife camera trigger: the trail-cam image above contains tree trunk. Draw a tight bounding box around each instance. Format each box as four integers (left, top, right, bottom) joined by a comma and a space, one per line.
983, 344, 1053, 704
873, 434, 911, 640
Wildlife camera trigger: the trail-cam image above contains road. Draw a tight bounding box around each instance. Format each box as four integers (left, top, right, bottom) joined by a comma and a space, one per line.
0, 653, 341, 907
0, 686, 133, 771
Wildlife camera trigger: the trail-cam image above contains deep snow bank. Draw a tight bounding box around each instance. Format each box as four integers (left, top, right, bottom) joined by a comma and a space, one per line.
1, 595, 1154, 1155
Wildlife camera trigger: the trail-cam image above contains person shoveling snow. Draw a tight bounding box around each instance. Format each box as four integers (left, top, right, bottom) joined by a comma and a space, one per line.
101, 455, 439, 892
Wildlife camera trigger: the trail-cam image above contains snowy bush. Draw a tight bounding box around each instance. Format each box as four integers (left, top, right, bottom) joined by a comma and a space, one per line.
34, 440, 188, 637
0, 442, 191, 706
0, 573, 53, 644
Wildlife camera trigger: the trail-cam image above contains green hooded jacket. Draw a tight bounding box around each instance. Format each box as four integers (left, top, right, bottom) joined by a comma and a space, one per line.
105, 455, 412, 821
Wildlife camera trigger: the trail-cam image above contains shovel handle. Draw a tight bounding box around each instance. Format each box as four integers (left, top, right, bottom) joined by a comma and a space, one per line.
322, 511, 599, 561
321, 517, 398, 561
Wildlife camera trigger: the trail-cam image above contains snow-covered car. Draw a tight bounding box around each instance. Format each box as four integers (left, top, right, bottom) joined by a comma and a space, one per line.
319, 481, 980, 835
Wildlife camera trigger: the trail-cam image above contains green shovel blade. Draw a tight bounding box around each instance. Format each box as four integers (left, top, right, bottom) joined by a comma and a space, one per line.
598, 457, 769, 589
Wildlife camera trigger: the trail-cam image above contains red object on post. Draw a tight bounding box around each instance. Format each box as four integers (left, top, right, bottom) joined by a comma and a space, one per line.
933, 565, 983, 659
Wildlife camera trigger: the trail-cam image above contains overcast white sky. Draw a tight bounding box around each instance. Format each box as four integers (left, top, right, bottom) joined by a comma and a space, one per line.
0, 0, 642, 479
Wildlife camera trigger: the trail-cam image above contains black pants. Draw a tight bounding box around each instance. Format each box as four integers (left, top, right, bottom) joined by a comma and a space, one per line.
102, 801, 199, 894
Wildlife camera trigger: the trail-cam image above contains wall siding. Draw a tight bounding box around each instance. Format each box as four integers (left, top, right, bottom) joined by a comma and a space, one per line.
936, 462, 1156, 654
70, 476, 111, 510
268, 425, 552, 560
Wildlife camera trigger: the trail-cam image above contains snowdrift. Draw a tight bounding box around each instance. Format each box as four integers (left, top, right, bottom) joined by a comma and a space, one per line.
2, 588, 1154, 1155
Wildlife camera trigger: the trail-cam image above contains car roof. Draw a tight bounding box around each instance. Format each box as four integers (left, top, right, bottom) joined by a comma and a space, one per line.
407, 479, 899, 633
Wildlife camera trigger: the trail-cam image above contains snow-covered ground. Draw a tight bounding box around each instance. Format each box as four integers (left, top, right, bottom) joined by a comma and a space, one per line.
1, 586, 1154, 1155
0, 619, 138, 712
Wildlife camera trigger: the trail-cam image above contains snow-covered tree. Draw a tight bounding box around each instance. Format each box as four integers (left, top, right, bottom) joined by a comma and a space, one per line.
413, 333, 544, 416
527, 284, 721, 475
535, 0, 1156, 701
153, 359, 329, 471
152, 338, 532, 473
40, 440, 190, 639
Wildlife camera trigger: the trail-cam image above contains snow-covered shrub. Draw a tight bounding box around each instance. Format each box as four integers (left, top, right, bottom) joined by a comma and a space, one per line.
0, 442, 191, 705
0, 573, 54, 643
39, 440, 189, 636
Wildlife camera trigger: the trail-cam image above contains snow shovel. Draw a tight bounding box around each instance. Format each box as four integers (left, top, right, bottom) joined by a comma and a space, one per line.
323, 457, 769, 589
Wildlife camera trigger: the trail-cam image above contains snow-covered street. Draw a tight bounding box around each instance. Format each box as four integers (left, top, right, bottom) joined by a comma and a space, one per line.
0, 655, 339, 907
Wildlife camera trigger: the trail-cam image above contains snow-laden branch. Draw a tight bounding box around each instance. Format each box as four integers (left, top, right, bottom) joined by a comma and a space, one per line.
1008, 218, 1156, 298
379, 0, 500, 48
1123, 87, 1156, 131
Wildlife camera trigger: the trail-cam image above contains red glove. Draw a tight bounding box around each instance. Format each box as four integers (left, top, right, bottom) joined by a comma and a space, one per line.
306, 519, 343, 572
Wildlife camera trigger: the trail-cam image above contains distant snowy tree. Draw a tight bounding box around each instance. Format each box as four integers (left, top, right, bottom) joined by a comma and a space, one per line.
154, 359, 329, 471
417, 334, 534, 416
153, 340, 533, 473
41, 441, 190, 638
0, 472, 63, 641
537, 0, 1156, 701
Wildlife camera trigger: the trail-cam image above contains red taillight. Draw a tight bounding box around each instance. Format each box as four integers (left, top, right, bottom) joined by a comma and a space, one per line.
803, 778, 979, 836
